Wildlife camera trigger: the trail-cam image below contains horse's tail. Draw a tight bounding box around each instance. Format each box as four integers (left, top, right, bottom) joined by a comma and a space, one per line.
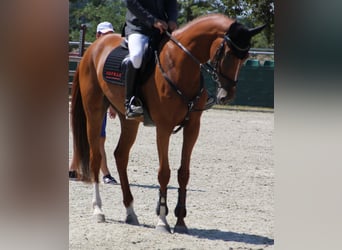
71, 66, 91, 181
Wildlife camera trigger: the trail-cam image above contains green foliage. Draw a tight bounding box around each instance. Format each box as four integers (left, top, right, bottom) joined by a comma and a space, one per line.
246, 0, 274, 47
176, 0, 274, 48
69, 0, 274, 47
69, 0, 126, 42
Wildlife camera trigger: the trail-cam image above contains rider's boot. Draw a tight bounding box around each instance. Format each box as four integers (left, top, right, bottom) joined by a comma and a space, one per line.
123, 60, 143, 119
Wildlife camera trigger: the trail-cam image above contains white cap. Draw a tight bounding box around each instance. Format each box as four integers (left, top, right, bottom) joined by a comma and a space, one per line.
96, 22, 114, 34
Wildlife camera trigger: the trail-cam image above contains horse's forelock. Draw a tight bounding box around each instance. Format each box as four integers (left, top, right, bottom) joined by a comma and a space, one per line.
227, 22, 252, 49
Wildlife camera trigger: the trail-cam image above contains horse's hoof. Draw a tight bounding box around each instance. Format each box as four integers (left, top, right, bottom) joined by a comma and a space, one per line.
93, 213, 105, 223
156, 224, 171, 233
156, 217, 171, 233
173, 225, 188, 234
125, 214, 140, 225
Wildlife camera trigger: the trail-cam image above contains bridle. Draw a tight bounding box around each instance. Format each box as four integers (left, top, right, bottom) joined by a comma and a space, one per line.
155, 28, 250, 133
208, 33, 250, 91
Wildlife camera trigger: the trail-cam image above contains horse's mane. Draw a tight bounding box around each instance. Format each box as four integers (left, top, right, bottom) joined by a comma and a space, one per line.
173, 13, 252, 58
174, 14, 234, 36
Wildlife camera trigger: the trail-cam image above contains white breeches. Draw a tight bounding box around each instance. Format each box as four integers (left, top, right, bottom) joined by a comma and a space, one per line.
127, 33, 149, 69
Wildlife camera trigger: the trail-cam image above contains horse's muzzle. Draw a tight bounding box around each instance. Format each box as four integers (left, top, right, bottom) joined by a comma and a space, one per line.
217, 86, 236, 105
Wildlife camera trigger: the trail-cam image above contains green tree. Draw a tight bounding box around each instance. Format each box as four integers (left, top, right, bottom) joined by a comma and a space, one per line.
69, 0, 126, 42
245, 0, 274, 47
176, 0, 274, 48
69, 0, 274, 48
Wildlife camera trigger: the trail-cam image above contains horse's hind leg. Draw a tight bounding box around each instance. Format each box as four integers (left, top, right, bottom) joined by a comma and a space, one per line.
87, 111, 107, 222
114, 115, 140, 225
92, 182, 104, 222
82, 84, 108, 222
174, 119, 201, 234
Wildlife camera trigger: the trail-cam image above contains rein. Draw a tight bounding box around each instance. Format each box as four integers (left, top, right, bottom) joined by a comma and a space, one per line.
155, 30, 238, 134
155, 50, 203, 134
165, 31, 220, 87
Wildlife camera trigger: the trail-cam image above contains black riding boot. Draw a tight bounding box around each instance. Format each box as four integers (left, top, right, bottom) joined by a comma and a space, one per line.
124, 60, 143, 119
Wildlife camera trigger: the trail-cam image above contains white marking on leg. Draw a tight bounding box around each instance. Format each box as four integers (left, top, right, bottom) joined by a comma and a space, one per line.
126, 202, 134, 216
92, 183, 105, 222
126, 202, 139, 225
156, 197, 170, 233
92, 183, 102, 209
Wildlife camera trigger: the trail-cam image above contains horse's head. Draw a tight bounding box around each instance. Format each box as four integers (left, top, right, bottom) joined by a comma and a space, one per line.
211, 22, 266, 105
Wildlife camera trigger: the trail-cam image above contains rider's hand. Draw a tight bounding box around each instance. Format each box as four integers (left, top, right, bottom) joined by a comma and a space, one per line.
167, 21, 177, 32
153, 19, 168, 34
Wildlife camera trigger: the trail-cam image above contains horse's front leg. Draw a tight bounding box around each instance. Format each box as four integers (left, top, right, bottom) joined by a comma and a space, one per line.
155, 127, 172, 233
174, 118, 201, 234
115, 116, 140, 225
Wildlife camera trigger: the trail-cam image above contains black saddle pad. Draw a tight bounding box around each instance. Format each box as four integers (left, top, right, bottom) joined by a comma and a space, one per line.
102, 45, 156, 127
103, 46, 129, 85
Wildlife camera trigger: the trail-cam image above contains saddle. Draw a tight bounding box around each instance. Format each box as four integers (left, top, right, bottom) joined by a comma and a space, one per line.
103, 40, 155, 86
103, 40, 156, 126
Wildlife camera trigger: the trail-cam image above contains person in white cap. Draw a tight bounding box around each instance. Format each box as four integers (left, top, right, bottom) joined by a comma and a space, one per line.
69, 21, 118, 185
96, 21, 115, 39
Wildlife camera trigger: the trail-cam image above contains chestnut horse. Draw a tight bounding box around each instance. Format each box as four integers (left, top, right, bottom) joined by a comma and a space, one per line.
71, 14, 265, 233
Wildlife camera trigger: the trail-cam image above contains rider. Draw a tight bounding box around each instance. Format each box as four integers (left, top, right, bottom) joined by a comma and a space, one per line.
123, 0, 178, 119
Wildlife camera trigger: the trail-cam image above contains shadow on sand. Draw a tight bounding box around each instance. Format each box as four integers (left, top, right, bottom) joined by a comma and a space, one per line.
106, 218, 273, 246
189, 228, 274, 245
109, 183, 272, 245
129, 183, 205, 193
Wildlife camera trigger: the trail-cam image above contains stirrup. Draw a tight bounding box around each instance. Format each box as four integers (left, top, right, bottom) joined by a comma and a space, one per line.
125, 97, 143, 119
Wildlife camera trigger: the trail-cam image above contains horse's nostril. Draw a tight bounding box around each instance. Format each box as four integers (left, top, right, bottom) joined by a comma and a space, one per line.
218, 97, 226, 105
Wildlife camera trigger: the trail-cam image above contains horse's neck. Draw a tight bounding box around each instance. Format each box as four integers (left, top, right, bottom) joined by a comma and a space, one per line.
157, 29, 217, 91
173, 21, 230, 63
184, 34, 216, 62
157, 15, 232, 80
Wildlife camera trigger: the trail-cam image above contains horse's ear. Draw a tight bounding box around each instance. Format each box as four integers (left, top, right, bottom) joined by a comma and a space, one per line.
249, 24, 267, 37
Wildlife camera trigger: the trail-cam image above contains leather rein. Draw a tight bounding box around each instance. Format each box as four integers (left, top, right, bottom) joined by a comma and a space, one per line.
155, 30, 247, 134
